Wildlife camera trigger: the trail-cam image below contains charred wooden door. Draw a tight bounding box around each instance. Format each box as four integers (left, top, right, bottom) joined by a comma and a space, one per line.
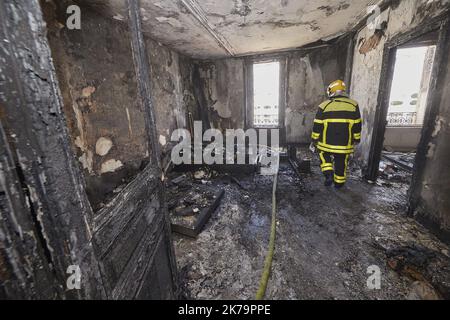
0, 0, 177, 299
0, 0, 103, 299
91, 164, 177, 299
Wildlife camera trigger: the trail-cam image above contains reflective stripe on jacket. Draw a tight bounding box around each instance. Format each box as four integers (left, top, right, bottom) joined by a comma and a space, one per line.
311, 96, 362, 154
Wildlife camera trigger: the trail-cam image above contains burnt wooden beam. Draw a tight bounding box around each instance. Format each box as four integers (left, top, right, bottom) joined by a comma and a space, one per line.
126, 0, 178, 298
127, 0, 161, 168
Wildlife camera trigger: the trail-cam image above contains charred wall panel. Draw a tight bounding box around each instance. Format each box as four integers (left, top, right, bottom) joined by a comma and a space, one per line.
0, 0, 103, 299
285, 38, 350, 143
42, 1, 189, 210
0, 123, 58, 299
145, 38, 187, 161
42, 1, 150, 210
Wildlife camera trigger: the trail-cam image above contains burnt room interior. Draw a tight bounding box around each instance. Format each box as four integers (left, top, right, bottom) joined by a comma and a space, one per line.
1, 0, 450, 300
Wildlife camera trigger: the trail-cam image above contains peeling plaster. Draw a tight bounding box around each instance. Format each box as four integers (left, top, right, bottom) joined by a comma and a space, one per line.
44, 5, 151, 207
79, 150, 94, 174
100, 159, 123, 174
432, 116, 446, 138
359, 26, 386, 55
159, 135, 167, 146
27, 186, 55, 256
95, 137, 113, 156
113, 14, 125, 21
84, 0, 376, 58
211, 101, 232, 119
427, 142, 437, 159
81, 86, 96, 98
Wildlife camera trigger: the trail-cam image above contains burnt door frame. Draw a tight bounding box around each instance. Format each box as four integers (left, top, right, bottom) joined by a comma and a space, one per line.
365, 13, 450, 208
0, 0, 104, 299
125, 0, 178, 298
82, 0, 178, 299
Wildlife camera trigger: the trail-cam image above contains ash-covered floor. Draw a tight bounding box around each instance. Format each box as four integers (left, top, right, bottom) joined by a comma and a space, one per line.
171, 156, 450, 300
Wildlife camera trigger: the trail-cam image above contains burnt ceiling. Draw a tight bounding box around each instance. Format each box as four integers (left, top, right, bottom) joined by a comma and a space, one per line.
81, 0, 380, 58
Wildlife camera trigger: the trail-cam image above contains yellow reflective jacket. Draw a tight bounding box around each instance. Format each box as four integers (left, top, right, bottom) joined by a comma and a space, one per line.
311, 96, 362, 154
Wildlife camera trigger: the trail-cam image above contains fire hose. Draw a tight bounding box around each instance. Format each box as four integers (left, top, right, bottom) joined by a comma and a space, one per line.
256, 172, 279, 300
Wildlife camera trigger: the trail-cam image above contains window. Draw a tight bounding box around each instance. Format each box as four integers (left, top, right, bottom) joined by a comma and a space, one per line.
387, 46, 436, 127
253, 61, 280, 127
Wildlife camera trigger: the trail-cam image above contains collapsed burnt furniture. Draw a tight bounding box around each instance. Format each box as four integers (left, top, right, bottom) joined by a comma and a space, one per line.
166, 168, 226, 238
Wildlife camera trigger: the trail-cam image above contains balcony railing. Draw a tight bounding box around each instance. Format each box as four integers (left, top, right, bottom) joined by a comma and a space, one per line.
387, 112, 418, 126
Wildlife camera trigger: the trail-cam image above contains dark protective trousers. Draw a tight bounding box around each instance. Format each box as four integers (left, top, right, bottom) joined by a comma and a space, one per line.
319, 151, 350, 186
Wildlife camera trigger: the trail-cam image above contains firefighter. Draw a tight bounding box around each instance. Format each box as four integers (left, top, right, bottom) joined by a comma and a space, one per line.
311, 80, 362, 188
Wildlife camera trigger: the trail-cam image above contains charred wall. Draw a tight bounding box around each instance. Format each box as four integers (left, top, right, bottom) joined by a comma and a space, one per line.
416, 33, 450, 240
191, 59, 246, 131
145, 38, 187, 161
42, 1, 188, 209
187, 36, 350, 144
285, 38, 350, 143
0, 0, 103, 299
1, 0, 179, 298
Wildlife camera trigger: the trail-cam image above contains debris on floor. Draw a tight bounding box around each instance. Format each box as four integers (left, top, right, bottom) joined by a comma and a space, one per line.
173, 156, 450, 300
407, 281, 441, 300
378, 159, 412, 184
382, 151, 416, 173
167, 169, 225, 238
385, 244, 450, 299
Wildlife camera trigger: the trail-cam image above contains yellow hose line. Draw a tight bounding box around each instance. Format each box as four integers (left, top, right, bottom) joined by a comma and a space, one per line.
256, 173, 278, 300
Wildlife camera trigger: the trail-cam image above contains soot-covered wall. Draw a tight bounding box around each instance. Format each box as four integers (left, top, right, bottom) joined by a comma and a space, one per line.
417, 32, 450, 240
188, 37, 351, 144
42, 1, 187, 209
351, 0, 450, 167
285, 38, 351, 143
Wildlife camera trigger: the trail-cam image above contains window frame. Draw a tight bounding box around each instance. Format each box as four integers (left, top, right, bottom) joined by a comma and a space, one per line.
244, 56, 287, 130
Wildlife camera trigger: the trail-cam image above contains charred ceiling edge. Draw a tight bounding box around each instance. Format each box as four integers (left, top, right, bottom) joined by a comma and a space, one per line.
179, 0, 236, 57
